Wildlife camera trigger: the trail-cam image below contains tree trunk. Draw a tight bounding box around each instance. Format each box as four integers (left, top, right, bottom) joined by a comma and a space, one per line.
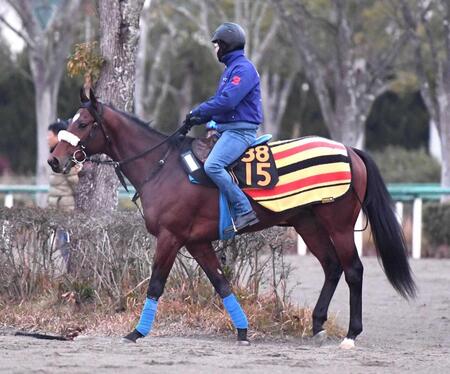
96, 0, 145, 112
272, 0, 408, 149
437, 76, 450, 198
260, 70, 297, 139
4, 0, 82, 206
417, 61, 450, 201
437, 1, 450, 199
331, 96, 366, 148
177, 63, 194, 124
75, 0, 145, 213
429, 120, 441, 163
134, 1, 151, 119
33, 81, 57, 205
403, 0, 450, 199
29, 49, 58, 177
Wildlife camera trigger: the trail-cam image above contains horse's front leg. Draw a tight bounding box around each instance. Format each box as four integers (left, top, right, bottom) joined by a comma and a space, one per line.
123, 230, 183, 343
186, 241, 250, 345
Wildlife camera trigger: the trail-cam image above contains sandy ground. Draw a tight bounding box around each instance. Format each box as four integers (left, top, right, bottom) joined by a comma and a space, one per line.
1, 255, 449, 374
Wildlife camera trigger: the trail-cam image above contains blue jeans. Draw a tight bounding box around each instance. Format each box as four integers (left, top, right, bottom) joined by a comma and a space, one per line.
204, 129, 257, 216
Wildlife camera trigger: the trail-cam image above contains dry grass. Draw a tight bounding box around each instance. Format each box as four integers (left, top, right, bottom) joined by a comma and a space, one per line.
0, 289, 345, 341
0, 209, 345, 341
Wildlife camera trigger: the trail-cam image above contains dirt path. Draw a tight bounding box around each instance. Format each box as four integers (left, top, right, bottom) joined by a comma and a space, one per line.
1, 255, 449, 373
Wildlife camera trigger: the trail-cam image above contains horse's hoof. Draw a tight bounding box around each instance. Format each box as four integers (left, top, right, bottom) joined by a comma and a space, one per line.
121, 337, 136, 344
339, 338, 355, 350
121, 329, 143, 344
236, 339, 251, 346
312, 330, 327, 346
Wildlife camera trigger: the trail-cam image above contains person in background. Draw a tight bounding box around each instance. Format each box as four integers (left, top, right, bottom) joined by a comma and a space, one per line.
47, 119, 79, 270
47, 119, 79, 210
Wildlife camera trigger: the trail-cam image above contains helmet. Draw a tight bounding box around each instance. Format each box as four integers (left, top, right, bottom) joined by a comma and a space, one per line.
211, 22, 246, 52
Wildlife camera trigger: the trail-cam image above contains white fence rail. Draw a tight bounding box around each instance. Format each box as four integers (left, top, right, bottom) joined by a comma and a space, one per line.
2, 184, 450, 259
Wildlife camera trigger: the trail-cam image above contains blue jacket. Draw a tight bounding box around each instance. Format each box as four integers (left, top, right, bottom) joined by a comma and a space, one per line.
191, 50, 263, 126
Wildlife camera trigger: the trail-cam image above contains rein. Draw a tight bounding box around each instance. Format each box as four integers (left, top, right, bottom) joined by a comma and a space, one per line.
70, 104, 225, 260
70, 101, 187, 213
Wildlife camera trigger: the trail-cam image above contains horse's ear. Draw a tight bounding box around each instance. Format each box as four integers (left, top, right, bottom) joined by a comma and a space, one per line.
89, 88, 98, 110
80, 87, 89, 103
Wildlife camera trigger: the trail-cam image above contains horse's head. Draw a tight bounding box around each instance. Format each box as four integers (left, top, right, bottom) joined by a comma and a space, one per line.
48, 88, 109, 174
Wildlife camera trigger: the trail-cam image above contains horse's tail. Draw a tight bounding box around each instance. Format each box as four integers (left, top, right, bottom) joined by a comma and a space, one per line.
353, 148, 417, 299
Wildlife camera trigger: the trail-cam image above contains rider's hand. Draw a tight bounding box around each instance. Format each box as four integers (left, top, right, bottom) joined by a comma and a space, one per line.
185, 111, 203, 127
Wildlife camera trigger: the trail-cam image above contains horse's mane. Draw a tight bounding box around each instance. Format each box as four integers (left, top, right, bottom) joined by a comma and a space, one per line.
105, 104, 167, 137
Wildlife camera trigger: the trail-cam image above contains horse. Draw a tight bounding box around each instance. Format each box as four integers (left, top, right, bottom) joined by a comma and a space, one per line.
48, 89, 416, 349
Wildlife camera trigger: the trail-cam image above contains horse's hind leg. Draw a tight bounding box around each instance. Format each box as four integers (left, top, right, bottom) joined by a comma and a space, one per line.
289, 210, 343, 340
186, 241, 250, 345
328, 229, 363, 349
314, 203, 364, 349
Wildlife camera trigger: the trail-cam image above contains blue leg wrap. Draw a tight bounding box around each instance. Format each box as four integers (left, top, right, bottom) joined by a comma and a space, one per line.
223, 294, 248, 329
135, 298, 158, 336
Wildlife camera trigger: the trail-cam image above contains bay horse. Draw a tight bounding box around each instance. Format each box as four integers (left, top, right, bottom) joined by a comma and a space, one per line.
48, 89, 416, 349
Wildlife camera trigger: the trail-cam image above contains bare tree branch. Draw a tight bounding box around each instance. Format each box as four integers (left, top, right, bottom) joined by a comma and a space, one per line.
445, 1, 450, 64
399, 0, 439, 124
272, 0, 334, 127
0, 13, 34, 48
209, 0, 227, 23
6, 0, 39, 42
252, 12, 280, 67
368, 31, 410, 91
250, 1, 269, 47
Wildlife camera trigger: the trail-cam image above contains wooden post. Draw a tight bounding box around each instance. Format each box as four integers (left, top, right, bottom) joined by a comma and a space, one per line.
4, 193, 13, 208
412, 198, 422, 259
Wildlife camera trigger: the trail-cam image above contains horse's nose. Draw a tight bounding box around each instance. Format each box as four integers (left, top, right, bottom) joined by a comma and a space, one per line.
47, 156, 60, 172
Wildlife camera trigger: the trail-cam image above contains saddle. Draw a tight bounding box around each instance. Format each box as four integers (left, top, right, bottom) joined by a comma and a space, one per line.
181, 133, 278, 189
181, 135, 353, 214
191, 135, 217, 164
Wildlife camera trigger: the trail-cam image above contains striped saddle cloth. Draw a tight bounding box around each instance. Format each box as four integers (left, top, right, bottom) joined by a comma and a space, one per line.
243, 136, 352, 212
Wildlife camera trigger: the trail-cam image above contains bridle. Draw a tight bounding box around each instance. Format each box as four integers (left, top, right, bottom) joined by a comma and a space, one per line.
58, 101, 109, 170
59, 100, 186, 201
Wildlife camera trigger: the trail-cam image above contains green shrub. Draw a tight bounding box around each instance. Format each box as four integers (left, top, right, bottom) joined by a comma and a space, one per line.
370, 146, 440, 183
423, 202, 450, 245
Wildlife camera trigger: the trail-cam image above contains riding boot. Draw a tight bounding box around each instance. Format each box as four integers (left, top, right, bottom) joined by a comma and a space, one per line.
228, 210, 259, 233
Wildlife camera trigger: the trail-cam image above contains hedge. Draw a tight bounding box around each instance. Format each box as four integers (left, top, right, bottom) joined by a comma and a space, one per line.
371, 146, 440, 183
423, 202, 450, 245
0, 207, 295, 304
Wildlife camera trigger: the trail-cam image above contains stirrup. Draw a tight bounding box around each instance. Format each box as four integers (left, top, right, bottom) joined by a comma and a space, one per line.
224, 212, 259, 234
224, 217, 238, 234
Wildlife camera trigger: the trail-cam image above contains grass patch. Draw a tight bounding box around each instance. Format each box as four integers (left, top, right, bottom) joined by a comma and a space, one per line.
0, 289, 344, 340
0, 209, 345, 340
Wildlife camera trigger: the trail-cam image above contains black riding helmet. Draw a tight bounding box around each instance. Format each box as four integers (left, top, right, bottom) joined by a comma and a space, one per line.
211, 22, 246, 61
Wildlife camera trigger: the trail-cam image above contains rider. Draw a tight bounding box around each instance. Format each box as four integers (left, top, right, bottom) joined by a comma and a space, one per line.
185, 22, 263, 232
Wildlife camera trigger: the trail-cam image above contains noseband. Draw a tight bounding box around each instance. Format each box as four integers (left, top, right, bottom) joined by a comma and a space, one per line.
58, 101, 110, 170
56, 130, 89, 169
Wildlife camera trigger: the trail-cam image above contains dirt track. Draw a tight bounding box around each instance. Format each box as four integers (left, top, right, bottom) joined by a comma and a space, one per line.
1, 255, 449, 373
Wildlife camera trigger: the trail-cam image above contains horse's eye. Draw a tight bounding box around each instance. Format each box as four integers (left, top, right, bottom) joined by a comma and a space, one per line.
78, 122, 88, 128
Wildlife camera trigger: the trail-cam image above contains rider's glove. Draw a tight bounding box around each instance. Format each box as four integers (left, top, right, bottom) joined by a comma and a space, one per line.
185, 111, 203, 128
